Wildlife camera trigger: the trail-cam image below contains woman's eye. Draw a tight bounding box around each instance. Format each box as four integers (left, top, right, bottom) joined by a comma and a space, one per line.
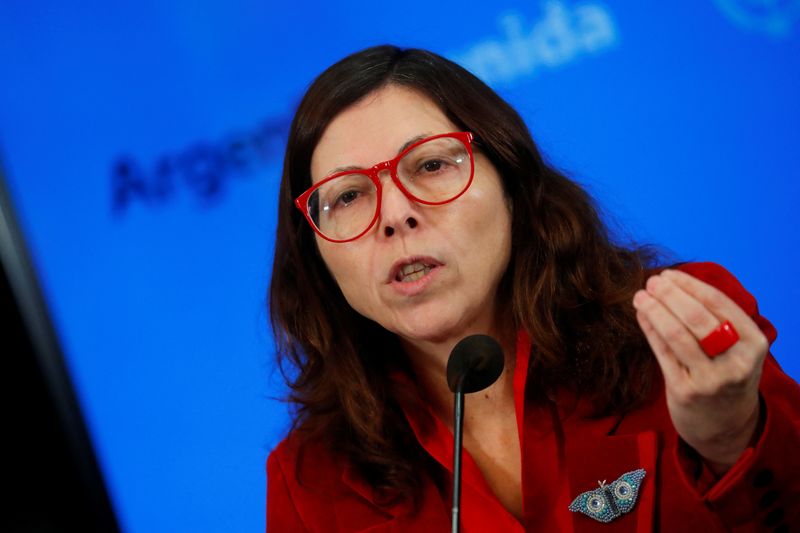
422, 159, 443, 172
417, 158, 454, 175
335, 190, 359, 207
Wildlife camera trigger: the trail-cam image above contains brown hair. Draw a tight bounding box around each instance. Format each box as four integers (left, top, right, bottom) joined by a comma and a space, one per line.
270, 45, 660, 503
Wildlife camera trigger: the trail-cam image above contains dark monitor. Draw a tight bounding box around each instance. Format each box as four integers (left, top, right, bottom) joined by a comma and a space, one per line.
1, 166, 119, 532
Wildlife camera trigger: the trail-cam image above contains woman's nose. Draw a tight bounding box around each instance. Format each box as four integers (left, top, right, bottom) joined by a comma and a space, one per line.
378, 172, 420, 238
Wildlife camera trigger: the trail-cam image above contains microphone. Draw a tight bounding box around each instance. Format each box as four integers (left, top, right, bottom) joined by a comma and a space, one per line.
446, 334, 505, 533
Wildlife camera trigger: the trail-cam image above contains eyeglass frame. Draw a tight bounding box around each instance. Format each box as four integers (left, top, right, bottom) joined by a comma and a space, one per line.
294, 131, 476, 243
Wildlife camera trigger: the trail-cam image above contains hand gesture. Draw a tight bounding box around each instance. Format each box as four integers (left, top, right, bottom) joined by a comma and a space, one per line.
632, 268, 769, 473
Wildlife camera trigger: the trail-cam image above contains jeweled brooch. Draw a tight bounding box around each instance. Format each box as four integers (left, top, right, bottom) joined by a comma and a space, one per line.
568, 468, 646, 523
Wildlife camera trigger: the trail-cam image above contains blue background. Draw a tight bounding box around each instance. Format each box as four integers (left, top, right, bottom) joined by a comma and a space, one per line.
1, 1, 798, 531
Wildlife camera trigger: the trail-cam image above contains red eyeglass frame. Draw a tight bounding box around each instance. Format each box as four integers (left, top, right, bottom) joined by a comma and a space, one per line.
294, 131, 475, 243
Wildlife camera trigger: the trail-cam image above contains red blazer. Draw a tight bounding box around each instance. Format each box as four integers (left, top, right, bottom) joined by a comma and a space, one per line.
267, 263, 800, 531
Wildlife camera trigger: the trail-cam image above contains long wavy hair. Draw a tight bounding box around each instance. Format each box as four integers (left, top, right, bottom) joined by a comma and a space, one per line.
270, 45, 661, 504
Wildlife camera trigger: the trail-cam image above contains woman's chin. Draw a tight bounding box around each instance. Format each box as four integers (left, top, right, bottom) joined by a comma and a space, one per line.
390, 315, 470, 347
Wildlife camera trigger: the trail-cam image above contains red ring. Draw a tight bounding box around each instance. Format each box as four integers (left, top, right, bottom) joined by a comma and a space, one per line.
699, 320, 740, 357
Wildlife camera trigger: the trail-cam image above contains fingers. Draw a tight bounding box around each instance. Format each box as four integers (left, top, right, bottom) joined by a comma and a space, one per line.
635, 310, 685, 384
633, 285, 712, 370
646, 273, 719, 341
659, 269, 763, 344
633, 268, 769, 366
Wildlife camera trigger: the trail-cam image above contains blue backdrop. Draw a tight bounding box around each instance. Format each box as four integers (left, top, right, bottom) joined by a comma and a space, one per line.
1, 1, 798, 531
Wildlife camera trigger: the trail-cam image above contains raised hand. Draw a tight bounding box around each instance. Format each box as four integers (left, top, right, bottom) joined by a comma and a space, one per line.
632, 268, 769, 474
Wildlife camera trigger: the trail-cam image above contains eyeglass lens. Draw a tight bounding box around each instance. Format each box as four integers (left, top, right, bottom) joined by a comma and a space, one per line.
307, 136, 472, 241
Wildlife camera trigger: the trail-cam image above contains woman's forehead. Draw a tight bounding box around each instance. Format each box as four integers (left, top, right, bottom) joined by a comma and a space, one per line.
309, 85, 458, 182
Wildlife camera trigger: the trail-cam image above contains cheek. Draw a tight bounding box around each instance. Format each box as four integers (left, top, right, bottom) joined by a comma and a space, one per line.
471, 188, 513, 273
318, 241, 353, 290
317, 241, 377, 312
466, 178, 512, 238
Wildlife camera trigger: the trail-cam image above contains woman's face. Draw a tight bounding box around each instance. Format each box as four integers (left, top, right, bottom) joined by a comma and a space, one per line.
310, 85, 512, 346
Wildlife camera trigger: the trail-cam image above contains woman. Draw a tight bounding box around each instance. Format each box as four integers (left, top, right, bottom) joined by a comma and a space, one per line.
267, 46, 800, 531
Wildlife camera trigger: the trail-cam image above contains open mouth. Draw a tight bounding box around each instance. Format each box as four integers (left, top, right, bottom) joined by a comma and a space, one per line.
396, 261, 435, 283
388, 256, 442, 284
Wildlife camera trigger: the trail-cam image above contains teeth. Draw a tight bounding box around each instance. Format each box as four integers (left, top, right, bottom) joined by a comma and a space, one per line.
404, 268, 430, 282
397, 262, 433, 282
401, 262, 426, 276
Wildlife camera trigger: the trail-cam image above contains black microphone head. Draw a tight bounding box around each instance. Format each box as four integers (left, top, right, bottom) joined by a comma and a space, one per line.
446, 334, 505, 394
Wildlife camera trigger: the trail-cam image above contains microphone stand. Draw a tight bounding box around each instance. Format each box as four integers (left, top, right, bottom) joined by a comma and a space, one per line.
451, 386, 465, 533
446, 334, 504, 533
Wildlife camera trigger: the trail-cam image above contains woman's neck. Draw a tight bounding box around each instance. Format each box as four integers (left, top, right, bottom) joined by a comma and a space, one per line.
399, 323, 518, 431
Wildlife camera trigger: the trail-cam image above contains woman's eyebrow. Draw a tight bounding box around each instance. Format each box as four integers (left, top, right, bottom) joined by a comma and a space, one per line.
325, 133, 433, 176
326, 164, 363, 175
396, 133, 430, 154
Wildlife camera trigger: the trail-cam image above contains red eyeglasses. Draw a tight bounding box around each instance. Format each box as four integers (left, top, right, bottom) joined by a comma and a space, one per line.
295, 132, 475, 243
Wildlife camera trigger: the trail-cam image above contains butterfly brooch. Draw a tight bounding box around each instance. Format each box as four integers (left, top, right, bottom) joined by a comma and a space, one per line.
568, 468, 646, 523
